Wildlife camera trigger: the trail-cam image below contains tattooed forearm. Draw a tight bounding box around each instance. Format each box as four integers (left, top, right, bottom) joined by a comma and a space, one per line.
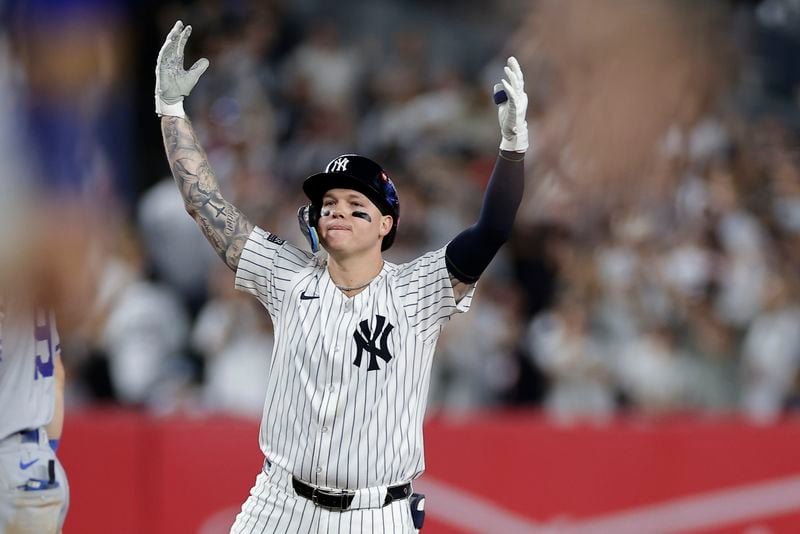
161, 116, 254, 271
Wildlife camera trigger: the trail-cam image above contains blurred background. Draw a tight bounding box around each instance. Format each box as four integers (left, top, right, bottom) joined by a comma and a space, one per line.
3, 0, 800, 532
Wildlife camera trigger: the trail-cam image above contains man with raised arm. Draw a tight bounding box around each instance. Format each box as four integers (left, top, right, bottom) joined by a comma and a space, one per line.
157, 20, 528, 534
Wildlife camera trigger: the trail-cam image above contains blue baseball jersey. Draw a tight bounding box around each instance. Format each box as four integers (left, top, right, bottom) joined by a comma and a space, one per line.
0, 301, 60, 440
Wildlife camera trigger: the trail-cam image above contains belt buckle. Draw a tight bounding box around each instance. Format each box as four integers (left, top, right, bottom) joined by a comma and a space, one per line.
339, 489, 355, 510
311, 487, 353, 510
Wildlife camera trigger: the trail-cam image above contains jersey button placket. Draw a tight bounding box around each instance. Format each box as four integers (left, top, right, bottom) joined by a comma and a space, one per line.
314, 424, 333, 483
314, 342, 339, 484
326, 347, 345, 426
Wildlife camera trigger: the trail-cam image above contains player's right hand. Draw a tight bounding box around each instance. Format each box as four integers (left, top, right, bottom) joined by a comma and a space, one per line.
155, 20, 209, 118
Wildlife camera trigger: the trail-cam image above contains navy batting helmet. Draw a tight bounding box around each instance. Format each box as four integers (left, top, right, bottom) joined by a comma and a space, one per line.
302, 154, 400, 251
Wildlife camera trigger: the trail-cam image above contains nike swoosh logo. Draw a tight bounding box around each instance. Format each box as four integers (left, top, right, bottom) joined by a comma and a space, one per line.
300, 291, 319, 301
19, 459, 38, 470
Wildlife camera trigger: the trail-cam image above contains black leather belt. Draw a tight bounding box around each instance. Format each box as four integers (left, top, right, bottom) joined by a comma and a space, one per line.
292, 476, 411, 511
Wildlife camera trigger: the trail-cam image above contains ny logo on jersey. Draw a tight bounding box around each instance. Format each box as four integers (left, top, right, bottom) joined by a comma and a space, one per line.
352, 315, 394, 371
329, 157, 349, 172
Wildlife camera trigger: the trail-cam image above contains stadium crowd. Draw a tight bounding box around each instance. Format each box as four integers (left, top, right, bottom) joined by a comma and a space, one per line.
3, 0, 800, 423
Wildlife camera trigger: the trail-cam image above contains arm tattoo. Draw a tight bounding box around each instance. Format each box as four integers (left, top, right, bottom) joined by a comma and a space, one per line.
161, 116, 254, 271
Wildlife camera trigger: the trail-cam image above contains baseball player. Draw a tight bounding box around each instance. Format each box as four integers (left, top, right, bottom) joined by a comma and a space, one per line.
156, 21, 527, 533
0, 298, 69, 534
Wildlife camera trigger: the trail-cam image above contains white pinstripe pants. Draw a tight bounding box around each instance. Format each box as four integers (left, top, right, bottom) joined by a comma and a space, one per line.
230, 464, 417, 534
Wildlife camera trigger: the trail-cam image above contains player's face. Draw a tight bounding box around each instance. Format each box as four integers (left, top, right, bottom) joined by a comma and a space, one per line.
319, 189, 392, 256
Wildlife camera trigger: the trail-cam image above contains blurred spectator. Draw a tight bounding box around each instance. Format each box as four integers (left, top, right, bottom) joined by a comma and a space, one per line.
87, 236, 191, 407
192, 265, 272, 417
741, 273, 800, 421
137, 178, 217, 309
616, 327, 695, 414
283, 20, 362, 112
432, 282, 524, 412
527, 295, 615, 423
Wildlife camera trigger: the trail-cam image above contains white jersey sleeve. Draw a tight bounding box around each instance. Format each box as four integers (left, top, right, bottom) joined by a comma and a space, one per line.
394, 245, 475, 343
234, 227, 316, 320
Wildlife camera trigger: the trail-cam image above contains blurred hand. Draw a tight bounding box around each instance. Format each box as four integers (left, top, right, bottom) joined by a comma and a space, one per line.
155, 20, 209, 118
494, 56, 529, 153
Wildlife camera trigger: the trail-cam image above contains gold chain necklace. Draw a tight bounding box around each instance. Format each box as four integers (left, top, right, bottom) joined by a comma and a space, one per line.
334, 279, 374, 292
332, 263, 383, 292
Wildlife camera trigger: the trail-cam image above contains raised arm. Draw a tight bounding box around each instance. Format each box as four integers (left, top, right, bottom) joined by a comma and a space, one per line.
446, 57, 528, 301
161, 116, 253, 270
156, 21, 253, 271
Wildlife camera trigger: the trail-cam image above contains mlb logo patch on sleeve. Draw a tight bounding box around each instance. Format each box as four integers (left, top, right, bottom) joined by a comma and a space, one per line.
267, 234, 286, 245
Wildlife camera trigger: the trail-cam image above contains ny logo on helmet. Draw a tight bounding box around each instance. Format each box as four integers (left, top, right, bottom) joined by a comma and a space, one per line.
329, 157, 349, 172
352, 315, 394, 371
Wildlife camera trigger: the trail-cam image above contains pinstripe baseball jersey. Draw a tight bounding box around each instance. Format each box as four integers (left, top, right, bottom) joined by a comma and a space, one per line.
235, 227, 474, 490
0, 301, 60, 441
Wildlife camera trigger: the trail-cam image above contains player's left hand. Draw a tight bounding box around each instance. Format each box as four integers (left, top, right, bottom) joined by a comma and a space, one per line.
494, 56, 529, 153
155, 20, 209, 118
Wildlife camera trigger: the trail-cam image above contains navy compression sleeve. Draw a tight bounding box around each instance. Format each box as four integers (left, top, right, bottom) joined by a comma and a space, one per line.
445, 150, 525, 283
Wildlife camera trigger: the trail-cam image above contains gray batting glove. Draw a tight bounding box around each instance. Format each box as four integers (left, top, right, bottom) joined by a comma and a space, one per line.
155, 20, 209, 118
493, 56, 529, 153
